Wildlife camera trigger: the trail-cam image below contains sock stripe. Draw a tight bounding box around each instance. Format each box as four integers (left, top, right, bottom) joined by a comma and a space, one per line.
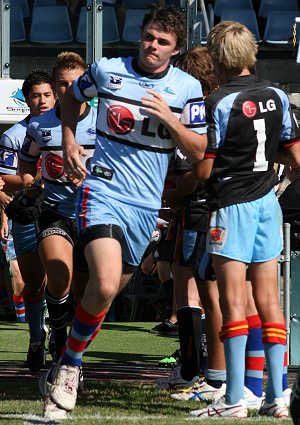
245, 356, 265, 370
77, 303, 108, 325
60, 303, 108, 367
219, 320, 248, 342
13, 294, 24, 303
262, 322, 286, 344
247, 314, 262, 329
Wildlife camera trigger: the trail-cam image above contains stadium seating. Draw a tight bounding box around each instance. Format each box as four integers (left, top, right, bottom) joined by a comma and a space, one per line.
213, 0, 253, 18
76, 6, 120, 44
29, 6, 73, 44
258, 0, 299, 19
263, 11, 299, 44
220, 9, 261, 42
122, 0, 158, 8
10, 6, 26, 43
33, 0, 62, 6
10, 0, 30, 18
122, 8, 150, 43
165, 0, 183, 6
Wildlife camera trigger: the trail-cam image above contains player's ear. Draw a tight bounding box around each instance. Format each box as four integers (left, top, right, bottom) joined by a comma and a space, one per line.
171, 48, 180, 57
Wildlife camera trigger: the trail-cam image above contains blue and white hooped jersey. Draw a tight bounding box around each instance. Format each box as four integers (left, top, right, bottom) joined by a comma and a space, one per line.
19, 106, 96, 219
0, 117, 29, 175
73, 56, 206, 210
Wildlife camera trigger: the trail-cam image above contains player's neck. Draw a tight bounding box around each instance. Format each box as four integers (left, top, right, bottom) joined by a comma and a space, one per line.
239, 68, 251, 76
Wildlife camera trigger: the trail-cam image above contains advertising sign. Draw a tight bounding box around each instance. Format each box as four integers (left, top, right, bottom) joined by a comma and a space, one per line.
0, 78, 29, 124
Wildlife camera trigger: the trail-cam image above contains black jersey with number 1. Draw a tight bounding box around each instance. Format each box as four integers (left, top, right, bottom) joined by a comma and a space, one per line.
204, 74, 300, 211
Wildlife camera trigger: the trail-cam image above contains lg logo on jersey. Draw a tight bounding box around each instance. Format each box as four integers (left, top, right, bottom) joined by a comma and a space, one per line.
107, 104, 171, 139
242, 99, 276, 118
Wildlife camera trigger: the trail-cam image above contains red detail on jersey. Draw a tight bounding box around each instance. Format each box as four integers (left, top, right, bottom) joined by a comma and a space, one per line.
210, 227, 223, 242
45, 153, 64, 179
204, 152, 216, 159
107, 105, 135, 135
37, 157, 42, 171
242, 100, 257, 118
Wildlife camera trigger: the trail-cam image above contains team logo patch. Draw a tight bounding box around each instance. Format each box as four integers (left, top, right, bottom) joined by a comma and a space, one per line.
86, 127, 96, 136
41, 129, 52, 142
209, 226, 225, 245
92, 165, 114, 180
0, 149, 15, 166
45, 153, 64, 179
108, 75, 122, 91
139, 82, 154, 89
107, 105, 135, 135
189, 101, 206, 124
162, 86, 176, 96
242, 100, 257, 118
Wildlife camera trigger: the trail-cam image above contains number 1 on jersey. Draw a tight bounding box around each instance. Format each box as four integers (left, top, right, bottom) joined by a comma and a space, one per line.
253, 118, 268, 172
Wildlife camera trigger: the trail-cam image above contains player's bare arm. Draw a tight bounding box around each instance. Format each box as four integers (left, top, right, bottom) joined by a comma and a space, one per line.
18, 158, 37, 187
276, 141, 300, 168
0, 174, 22, 193
193, 157, 214, 181
141, 89, 207, 163
61, 86, 88, 182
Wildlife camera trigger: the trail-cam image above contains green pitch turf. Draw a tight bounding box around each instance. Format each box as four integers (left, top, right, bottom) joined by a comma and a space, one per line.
0, 321, 293, 424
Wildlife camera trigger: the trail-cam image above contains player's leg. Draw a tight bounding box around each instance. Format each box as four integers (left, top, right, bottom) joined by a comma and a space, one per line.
13, 221, 47, 372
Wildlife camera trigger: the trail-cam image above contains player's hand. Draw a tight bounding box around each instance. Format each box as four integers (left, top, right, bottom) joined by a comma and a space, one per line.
141, 90, 178, 127
63, 142, 88, 186
0, 177, 5, 191
0, 191, 12, 209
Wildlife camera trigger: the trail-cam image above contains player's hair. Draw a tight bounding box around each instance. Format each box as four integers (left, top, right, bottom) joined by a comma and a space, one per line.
207, 21, 258, 74
52, 51, 87, 82
22, 69, 53, 99
141, 5, 186, 49
174, 46, 218, 97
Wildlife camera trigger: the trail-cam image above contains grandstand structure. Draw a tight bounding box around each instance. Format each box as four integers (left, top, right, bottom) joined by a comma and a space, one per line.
0, 1, 299, 103
0, 0, 299, 365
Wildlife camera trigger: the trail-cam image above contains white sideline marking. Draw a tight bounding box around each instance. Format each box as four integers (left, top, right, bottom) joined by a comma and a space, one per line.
0, 413, 281, 423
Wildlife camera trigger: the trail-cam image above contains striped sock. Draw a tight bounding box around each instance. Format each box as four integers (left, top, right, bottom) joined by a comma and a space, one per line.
262, 322, 286, 403
12, 294, 26, 322
282, 345, 288, 391
245, 315, 264, 397
220, 320, 249, 405
60, 303, 108, 367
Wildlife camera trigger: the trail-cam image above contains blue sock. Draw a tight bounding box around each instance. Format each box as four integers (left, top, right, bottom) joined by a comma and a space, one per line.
24, 294, 45, 343
265, 343, 285, 403
224, 335, 248, 404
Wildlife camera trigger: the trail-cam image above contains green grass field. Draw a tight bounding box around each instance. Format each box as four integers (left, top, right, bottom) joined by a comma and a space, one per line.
0, 321, 294, 424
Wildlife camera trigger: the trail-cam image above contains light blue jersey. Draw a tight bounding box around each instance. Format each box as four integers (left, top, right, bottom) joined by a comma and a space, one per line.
19, 106, 96, 219
0, 116, 37, 256
73, 56, 206, 210
0, 117, 29, 175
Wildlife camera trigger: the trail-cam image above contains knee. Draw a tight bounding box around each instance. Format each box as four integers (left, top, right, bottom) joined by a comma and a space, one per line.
90, 279, 118, 306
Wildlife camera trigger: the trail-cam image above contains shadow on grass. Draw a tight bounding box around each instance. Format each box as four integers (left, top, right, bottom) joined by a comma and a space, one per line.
0, 326, 26, 332
85, 350, 162, 363
101, 323, 152, 332
0, 379, 39, 401
75, 381, 192, 416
